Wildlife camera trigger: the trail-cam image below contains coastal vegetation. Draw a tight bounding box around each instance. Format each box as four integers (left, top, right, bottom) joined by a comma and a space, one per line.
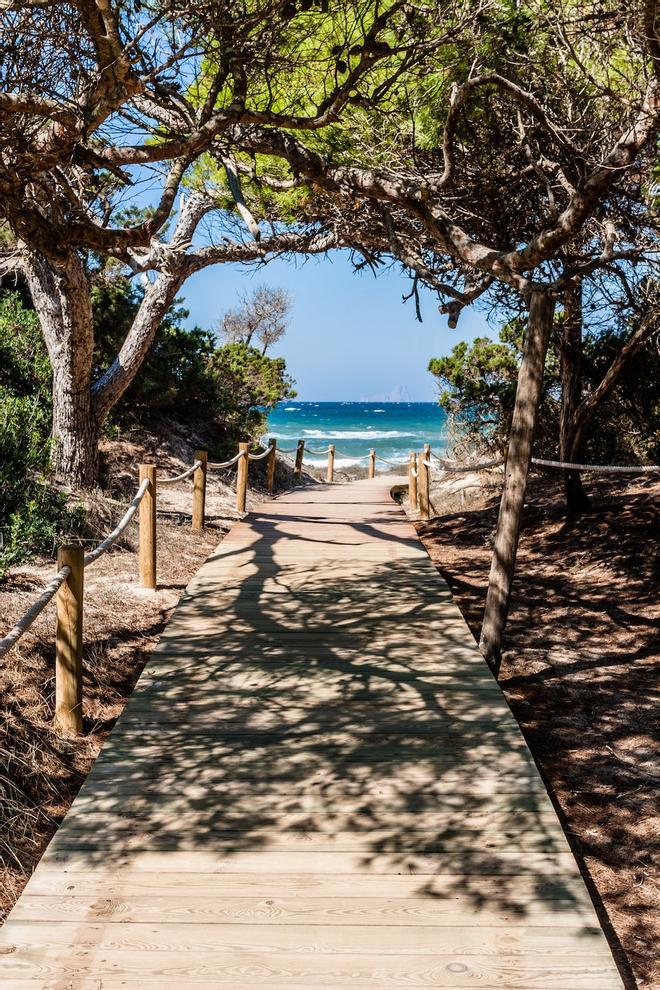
430, 289, 660, 512
0, 283, 294, 571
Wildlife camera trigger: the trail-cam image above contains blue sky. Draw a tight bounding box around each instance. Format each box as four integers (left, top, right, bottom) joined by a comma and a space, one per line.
183, 251, 492, 402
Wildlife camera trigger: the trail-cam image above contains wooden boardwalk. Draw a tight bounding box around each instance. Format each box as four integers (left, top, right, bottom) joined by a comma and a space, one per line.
0, 478, 623, 988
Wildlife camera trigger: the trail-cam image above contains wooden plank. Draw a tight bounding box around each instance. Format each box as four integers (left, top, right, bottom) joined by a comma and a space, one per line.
58, 802, 564, 841
64, 791, 554, 823
47, 828, 571, 854
10, 892, 600, 926
16, 871, 600, 905
66, 772, 549, 799
0, 951, 624, 988
0, 920, 617, 957
38, 849, 586, 875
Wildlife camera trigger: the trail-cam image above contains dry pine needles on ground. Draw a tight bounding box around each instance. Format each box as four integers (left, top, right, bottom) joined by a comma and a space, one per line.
415, 475, 659, 990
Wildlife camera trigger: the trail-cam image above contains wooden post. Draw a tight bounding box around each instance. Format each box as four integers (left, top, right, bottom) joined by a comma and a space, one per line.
192, 450, 207, 531
480, 291, 556, 674
369, 448, 376, 478
55, 545, 84, 735
294, 439, 304, 483
266, 438, 277, 494
139, 464, 157, 589
236, 442, 249, 512
408, 451, 418, 509
327, 444, 335, 483
419, 449, 430, 520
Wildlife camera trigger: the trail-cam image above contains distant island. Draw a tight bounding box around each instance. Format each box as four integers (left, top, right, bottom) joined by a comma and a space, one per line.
358, 385, 413, 403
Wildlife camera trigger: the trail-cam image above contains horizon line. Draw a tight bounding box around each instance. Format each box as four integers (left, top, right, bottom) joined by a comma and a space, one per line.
278, 399, 439, 404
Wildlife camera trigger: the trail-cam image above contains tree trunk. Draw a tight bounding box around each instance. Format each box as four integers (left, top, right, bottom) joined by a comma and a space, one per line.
479, 290, 556, 675
22, 248, 98, 487
559, 279, 590, 515
51, 361, 99, 486
21, 244, 184, 487
92, 271, 182, 421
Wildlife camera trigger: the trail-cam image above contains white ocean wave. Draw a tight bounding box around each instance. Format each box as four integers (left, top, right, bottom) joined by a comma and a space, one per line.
301, 429, 413, 440
283, 406, 299, 411
303, 455, 409, 469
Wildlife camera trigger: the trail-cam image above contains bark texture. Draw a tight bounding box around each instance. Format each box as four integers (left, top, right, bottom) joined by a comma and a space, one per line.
479, 290, 556, 674
92, 272, 182, 422
22, 248, 98, 487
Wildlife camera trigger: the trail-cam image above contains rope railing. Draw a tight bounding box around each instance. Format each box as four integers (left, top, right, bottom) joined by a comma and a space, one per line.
376, 453, 404, 467
208, 449, 246, 469
247, 447, 272, 462
531, 457, 660, 474
0, 566, 71, 661
430, 449, 660, 475
335, 448, 370, 460
430, 452, 505, 473
0, 477, 154, 666
0, 453, 204, 727
159, 459, 202, 485
305, 445, 332, 455
83, 477, 150, 568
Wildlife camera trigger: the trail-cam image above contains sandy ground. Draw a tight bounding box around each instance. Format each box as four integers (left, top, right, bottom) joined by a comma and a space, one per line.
411, 470, 659, 990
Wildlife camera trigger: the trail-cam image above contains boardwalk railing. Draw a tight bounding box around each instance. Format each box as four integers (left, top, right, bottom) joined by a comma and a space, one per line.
409, 448, 660, 521
0, 453, 210, 732
1, 433, 658, 733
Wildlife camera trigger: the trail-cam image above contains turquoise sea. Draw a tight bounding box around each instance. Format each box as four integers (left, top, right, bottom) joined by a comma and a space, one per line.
265, 402, 448, 469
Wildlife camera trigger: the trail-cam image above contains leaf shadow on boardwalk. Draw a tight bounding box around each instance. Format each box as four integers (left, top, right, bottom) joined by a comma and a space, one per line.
4, 483, 624, 987
54, 503, 596, 917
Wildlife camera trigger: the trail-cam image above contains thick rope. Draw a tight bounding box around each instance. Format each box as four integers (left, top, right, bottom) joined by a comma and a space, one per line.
432, 449, 658, 474
0, 566, 71, 660
335, 449, 370, 460
1, 476, 155, 658
247, 447, 271, 462
305, 445, 332, 455
431, 453, 505, 473
159, 460, 202, 485
531, 457, 660, 474
208, 450, 247, 469
276, 445, 299, 454
84, 478, 150, 567
376, 454, 403, 466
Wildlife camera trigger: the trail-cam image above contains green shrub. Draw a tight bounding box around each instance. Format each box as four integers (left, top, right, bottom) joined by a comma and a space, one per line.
0, 292, 51, 399
429, 320, 559, 456
92, 280, 218, 421
429, 314, 659, 464
0, 300, 80, 575
206, 341, 297, 446
92, 277, 296, 453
